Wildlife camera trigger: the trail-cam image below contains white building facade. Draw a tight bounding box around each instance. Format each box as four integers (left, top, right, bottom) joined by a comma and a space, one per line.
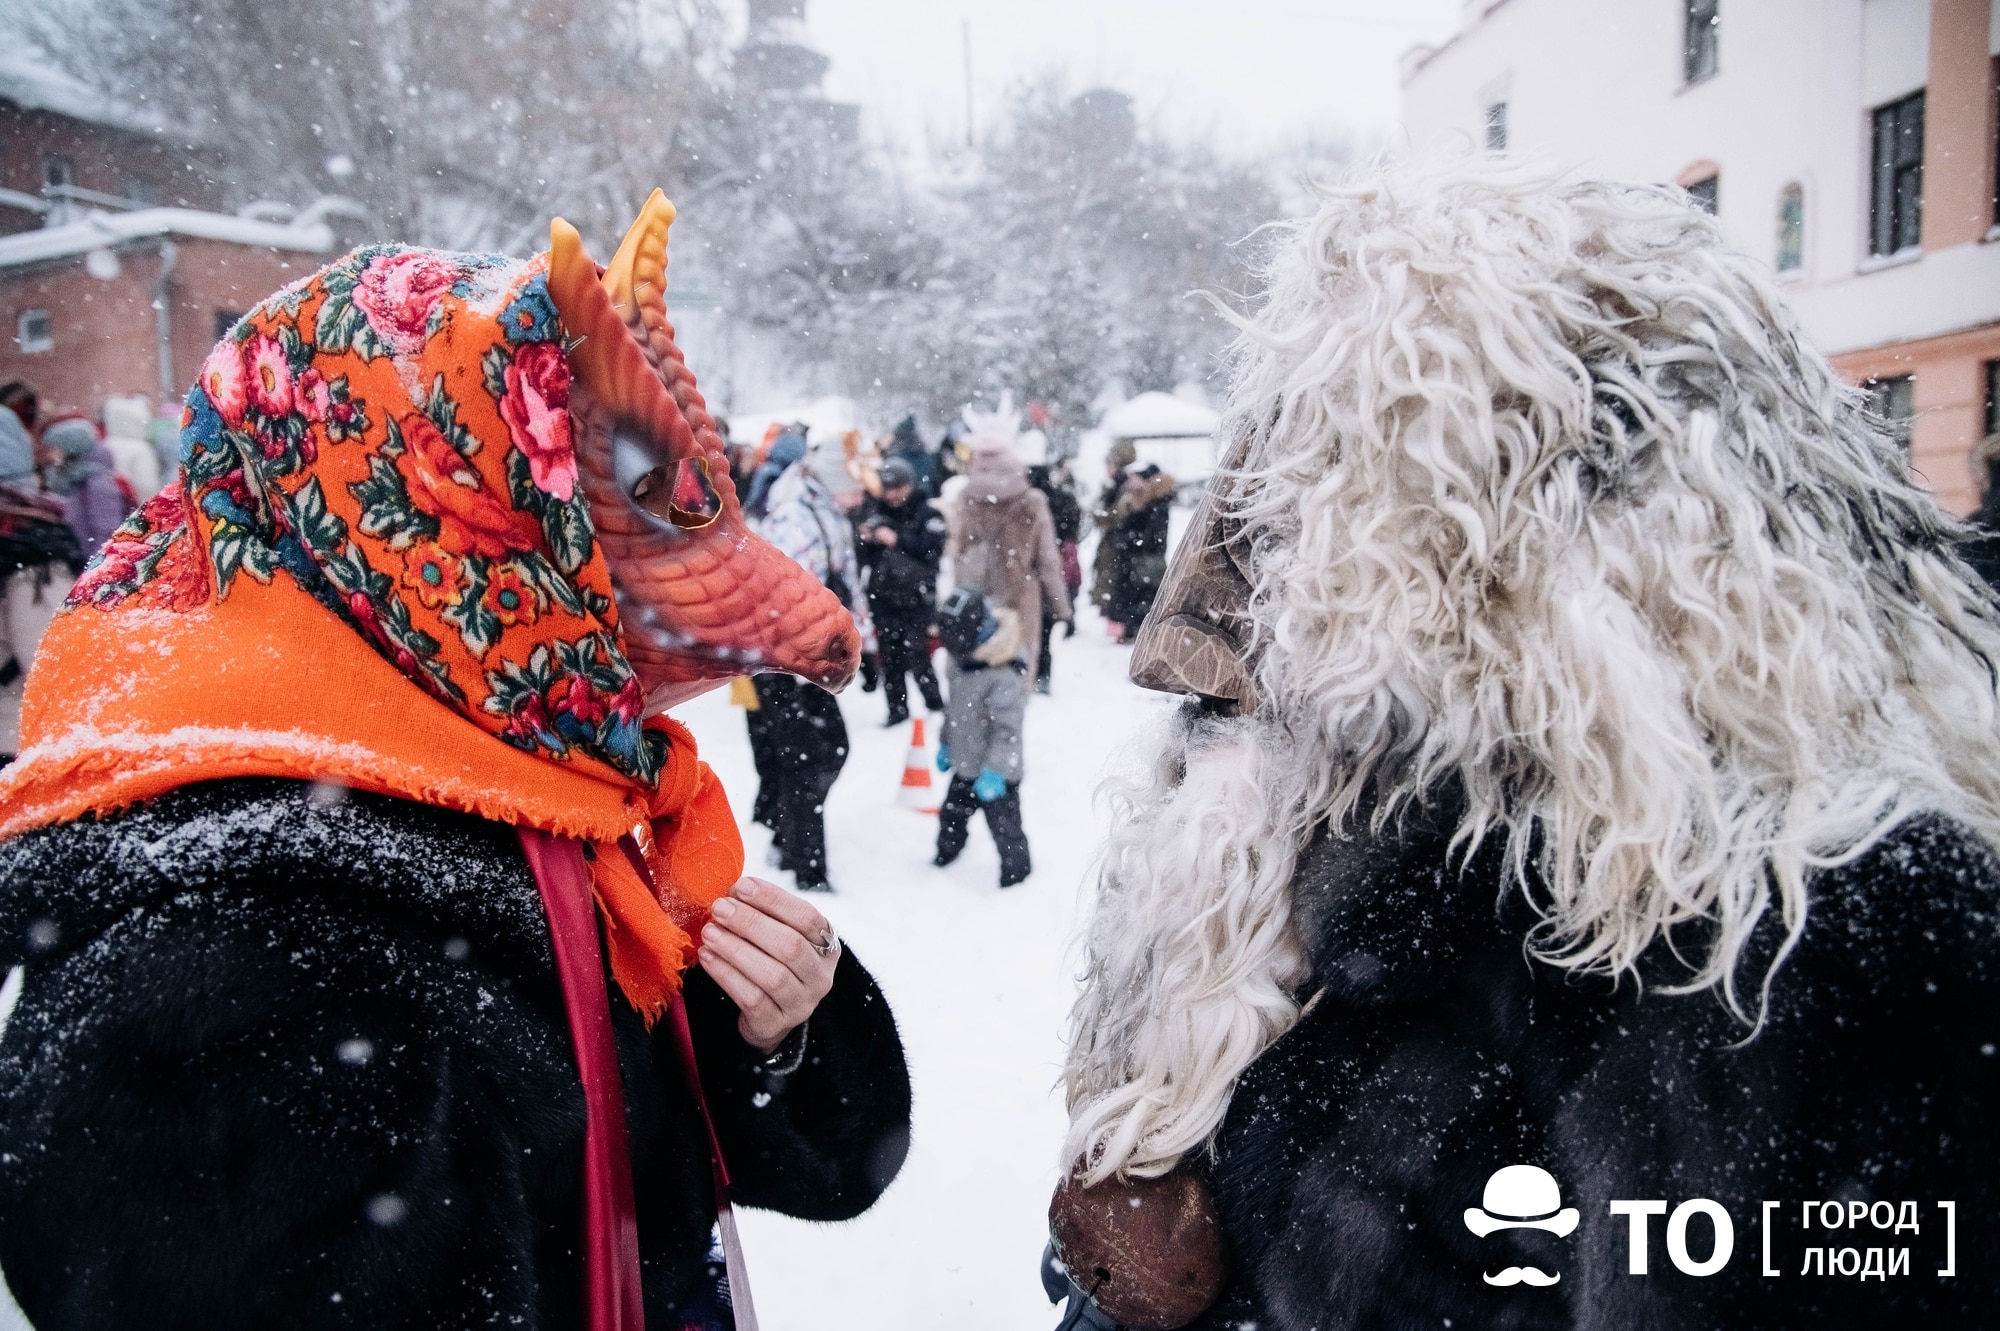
1402, 0, 2000, 513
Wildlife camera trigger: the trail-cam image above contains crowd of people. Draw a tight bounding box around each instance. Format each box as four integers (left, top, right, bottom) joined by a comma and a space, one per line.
0, 380, 166, 760
718, 401, 1177, 891
0, 351, 1189, 894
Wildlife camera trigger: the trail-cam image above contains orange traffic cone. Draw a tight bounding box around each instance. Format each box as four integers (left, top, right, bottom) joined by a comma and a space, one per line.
897, 716, 942, 814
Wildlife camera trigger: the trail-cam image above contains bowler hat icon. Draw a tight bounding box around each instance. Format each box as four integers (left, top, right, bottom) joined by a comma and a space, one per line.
1463, 1165, 1579, 1238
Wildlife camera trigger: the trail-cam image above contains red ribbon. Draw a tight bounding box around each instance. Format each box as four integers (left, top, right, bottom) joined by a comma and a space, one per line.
520, 829, 646, 1331
522, 827, 758, 1331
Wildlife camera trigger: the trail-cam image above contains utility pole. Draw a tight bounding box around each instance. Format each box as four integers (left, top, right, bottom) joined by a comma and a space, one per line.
962, 19, 974, 148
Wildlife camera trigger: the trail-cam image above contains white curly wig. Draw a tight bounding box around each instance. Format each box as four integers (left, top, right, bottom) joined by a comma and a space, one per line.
1061, 157, 2000, 1185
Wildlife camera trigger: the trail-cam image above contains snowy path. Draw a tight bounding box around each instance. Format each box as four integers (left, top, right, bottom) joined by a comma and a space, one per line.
683, 606, 1172, 1329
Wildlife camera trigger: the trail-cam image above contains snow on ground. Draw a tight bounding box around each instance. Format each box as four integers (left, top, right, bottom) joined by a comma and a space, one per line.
684, 599, 1174, 1330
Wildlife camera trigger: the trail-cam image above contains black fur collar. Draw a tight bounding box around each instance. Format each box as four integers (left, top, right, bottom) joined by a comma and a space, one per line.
1289, 794, 1531, 1009
0, 778, 548, 973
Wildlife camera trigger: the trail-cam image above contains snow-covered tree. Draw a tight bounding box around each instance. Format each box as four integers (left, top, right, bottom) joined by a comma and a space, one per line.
779, 77, 1283, 443
6, 0, 735, 255
10, 1, 1299, 438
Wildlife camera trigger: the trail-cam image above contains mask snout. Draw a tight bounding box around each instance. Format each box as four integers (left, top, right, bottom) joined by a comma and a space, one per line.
546, 194, 860, 702
1128, 430, 1259, 714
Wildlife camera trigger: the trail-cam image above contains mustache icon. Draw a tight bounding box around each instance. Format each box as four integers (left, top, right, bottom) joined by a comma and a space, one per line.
1483, 1266, 1560, 1287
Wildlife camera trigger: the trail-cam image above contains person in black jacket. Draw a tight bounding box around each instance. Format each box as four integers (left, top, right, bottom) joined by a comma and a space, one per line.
1027, 462, 1082, 690
0, 780, 911, 1330
1104, 463, 1175, 643
0, 213, 901, 1330
1049, 165, 2000, 1330
857, 457, 947, 725
1187, 792, 1995, 1330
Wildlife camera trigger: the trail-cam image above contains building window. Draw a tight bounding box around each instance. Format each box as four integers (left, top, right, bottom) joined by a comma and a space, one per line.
1684, 0, 1719, 85
1776, 182, 1805, 271
120, 174, 156, 207
214, 310, 245, 340
1869, 90, 1924, 256
1686, 173, 1719, 215
40, 155, 73, 192
1484, 101, 1508, 152
1866, 374, 1916, 450
16, 309, 52, 354
1985, 359, 1999, 438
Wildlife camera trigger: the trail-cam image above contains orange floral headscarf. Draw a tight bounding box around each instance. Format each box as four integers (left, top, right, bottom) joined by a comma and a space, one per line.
0, 244, 742, 1020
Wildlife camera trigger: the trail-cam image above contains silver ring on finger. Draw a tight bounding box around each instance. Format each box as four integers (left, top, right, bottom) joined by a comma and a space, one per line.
812, 926, 839, 959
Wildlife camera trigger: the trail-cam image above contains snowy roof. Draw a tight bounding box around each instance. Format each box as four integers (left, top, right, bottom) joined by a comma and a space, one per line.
1100, 391, 1220, 440
728, 396, 865, 448
0, 49, 174, 138
0, 207, 336, 271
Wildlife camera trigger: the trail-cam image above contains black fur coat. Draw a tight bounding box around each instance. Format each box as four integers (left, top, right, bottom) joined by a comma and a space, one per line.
1188, 805, 1999, 1330
0, 778, 912, 1330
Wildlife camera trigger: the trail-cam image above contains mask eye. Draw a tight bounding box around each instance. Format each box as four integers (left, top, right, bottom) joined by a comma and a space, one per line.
633, 455, 722, 530
613, 432, 658, 497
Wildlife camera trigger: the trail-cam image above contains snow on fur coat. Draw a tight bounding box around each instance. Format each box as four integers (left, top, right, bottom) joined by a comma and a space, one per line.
0, 778, 912, 1331
1186, 798, 1999, 1331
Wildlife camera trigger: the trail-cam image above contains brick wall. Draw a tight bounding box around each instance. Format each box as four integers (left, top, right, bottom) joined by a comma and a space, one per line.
0, 100, 225, 237
0, 238, 325, 415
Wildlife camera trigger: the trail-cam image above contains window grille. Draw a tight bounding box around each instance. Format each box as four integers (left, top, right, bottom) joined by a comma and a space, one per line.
1865, 374, 1916, 450
1686, 174, 1719, 215
1869, 91, 1925, 256
16, 309, 52, 354
1684, 0, 1720, 85
1776, 183, 1804, 271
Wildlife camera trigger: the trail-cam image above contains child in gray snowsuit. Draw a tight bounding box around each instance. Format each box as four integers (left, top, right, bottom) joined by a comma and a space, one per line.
932, 587, 1031, 886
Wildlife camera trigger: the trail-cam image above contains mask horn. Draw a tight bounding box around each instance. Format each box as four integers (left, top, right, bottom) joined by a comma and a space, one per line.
545, 215, 697, 464
601, 188, 672, 338
598, 189, 730, 462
